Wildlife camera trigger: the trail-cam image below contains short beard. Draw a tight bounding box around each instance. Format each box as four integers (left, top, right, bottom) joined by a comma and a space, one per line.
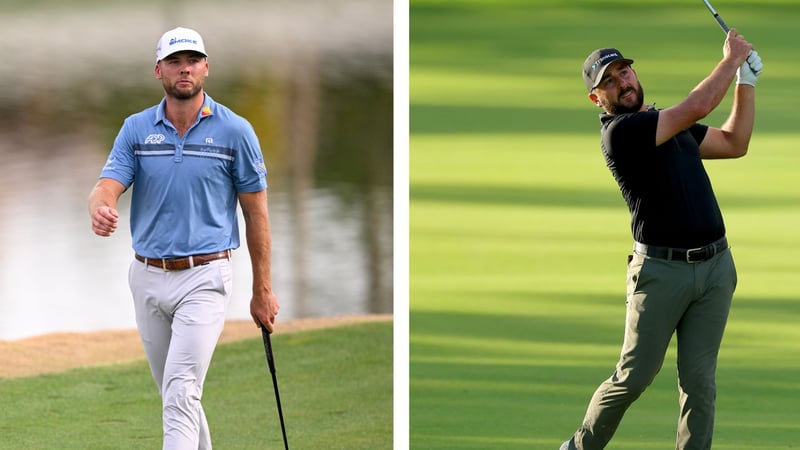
604, 82, 645, 115
164, 82, 203, 101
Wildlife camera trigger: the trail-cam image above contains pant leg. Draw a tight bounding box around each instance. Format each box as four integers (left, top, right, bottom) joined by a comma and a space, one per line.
129, 259, 232, 450
674, 250, 736, 450
130, 260, 173, 394
573, 253, 693, 450
161, 260, 232, 450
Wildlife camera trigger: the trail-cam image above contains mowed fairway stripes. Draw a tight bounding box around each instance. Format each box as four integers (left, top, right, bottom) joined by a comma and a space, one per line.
410, 0, 800, 448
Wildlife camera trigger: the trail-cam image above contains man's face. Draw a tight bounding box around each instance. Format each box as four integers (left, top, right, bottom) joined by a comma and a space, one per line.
588, 62, 644, 115
155, 51, 208, 100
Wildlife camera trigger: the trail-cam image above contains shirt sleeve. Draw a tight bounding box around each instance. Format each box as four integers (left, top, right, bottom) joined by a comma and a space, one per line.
689, 123, 710, 145
602, 110, 659, 158
233, 121, 268, 193
99, 118, 136, 189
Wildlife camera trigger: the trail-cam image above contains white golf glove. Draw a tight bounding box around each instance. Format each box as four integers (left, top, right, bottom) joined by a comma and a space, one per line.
736, 50, 763, 86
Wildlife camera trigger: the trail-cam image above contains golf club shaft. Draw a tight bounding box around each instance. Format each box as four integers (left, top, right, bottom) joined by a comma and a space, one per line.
702, 0, 756, 71
262, 326, 289, 450
703, 0, 730, 32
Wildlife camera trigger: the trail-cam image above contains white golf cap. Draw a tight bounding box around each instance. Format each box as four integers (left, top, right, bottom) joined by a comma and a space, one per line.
155, 27, 207, 62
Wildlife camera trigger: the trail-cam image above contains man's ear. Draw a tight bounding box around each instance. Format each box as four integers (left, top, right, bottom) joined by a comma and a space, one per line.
588, 92, 602, 108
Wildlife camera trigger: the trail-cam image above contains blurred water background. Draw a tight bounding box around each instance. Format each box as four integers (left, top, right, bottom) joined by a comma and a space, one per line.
0, 0, 393, 340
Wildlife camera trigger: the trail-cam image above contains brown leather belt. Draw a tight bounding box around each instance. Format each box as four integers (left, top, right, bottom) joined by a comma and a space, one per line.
134, 250, 231, 271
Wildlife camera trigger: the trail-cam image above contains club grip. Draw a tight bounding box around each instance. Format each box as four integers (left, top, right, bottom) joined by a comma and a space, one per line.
261, 325, 277, 374
714, 14, 730, 33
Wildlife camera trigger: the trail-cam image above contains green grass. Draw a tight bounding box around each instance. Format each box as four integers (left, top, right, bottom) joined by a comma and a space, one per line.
410, 0, 800, 448
0, 321, 392, 449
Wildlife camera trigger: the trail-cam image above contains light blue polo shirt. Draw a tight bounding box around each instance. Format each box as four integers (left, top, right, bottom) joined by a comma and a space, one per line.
100, 93, 267, 258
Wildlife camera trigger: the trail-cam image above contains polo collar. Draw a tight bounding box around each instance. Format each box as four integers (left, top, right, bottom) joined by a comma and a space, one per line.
153, 93, 215, 126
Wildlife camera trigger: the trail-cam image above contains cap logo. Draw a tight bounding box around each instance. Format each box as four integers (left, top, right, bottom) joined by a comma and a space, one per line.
592, 52, 620, 71
169, 37, 198, 46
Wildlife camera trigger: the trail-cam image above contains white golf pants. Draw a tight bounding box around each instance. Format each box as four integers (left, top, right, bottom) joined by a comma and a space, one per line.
129, 258, 233, 450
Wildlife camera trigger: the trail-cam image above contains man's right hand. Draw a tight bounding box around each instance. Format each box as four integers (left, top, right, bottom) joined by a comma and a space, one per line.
91, 206, 119, 237
723, 29, 753, 67
88, 178, 125, 237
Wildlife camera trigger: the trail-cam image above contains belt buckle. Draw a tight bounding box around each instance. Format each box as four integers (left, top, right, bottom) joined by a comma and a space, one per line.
685, 247, 704, 263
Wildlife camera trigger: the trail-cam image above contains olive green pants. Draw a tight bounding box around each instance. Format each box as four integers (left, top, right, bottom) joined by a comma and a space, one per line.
571, 248, 737, 450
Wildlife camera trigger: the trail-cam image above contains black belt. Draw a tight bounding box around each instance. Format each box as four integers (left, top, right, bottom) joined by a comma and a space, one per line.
634, 237, 728, 263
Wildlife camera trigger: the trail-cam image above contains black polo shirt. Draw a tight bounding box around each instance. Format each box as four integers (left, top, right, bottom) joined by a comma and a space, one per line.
599, 108, 726, 248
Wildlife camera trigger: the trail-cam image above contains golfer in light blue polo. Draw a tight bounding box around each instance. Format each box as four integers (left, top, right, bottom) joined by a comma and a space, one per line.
89, 26, 280, 449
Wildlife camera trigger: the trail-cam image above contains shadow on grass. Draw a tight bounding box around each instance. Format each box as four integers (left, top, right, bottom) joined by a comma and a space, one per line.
411, 183, 623, 209
411, 104, 598, 135
411, 102, 800, 136
409, 296, 627, 448
410, 294, 800, 448
411, 310, 620, 348
729, 296, 800, 321
411, 182, 799, 210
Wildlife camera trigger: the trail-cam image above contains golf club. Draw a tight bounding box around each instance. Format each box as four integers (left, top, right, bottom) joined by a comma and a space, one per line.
702, 0, 731, 32
702, 0, 757, 71
261, 325, 289, 450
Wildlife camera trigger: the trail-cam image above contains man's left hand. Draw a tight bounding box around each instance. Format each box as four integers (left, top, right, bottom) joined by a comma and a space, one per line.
251, 289, 280, 333
737, 50, 763, 86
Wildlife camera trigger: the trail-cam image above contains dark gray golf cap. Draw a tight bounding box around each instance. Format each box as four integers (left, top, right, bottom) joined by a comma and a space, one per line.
582, 48, 634, 92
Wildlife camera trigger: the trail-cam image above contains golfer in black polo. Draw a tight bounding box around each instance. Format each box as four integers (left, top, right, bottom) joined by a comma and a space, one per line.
560, 30, 762, 450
